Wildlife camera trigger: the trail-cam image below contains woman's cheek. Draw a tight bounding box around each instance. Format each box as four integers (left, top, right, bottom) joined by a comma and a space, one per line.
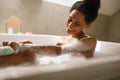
66, 21, 69, 27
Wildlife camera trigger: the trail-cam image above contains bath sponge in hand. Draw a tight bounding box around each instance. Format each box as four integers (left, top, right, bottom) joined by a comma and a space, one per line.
0, 46, 15, 56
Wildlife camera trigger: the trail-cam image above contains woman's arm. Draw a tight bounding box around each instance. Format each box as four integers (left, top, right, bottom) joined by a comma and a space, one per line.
59, 37, 97, 58
17, 40, 62, 55
0, 50, 36, 66
3, 38, 96, 58
0, 41, 61, 66
23, 44, 61, 55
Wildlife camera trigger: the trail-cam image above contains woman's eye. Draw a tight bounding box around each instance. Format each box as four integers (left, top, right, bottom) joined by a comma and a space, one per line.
68, 18, 72, 22
74, 23, 81, 26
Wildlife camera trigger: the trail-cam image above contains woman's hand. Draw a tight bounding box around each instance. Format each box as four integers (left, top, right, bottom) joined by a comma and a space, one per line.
2, 41, 19, 52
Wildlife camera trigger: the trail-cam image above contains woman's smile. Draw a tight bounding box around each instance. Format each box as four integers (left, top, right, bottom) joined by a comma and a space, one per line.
67, 28, 76, 33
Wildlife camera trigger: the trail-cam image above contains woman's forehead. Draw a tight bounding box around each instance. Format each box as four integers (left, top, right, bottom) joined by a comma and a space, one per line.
69, 10, 85, 22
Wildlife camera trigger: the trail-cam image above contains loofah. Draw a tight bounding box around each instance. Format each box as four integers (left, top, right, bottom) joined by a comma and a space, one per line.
0, 46, 15, 56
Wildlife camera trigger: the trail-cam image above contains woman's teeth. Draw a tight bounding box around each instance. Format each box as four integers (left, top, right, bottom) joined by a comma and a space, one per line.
69, 29, 74, 31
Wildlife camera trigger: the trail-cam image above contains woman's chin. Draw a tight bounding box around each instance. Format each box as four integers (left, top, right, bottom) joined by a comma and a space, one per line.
67, 30, 75, 34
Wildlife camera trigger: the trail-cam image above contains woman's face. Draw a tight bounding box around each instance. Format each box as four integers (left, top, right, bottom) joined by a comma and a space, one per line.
66, 10, 88, 35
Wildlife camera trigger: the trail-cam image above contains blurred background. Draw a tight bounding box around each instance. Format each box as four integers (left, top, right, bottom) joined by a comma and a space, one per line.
0, 0, 120, 43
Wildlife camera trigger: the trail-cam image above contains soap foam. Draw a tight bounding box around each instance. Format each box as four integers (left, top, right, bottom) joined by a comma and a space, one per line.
61, 41, 90, 53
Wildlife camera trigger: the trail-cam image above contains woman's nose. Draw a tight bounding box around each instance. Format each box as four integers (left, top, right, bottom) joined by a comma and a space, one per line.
68, 22, 74, 27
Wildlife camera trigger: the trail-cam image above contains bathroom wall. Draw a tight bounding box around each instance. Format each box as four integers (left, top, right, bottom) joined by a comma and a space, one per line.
109, 10, 120, 43
0, 0, 119, 42
0, 0, 69, 35
84, 14, 110, 41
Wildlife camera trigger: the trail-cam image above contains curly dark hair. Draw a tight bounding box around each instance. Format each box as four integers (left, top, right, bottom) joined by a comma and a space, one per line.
70, 0, 100, 24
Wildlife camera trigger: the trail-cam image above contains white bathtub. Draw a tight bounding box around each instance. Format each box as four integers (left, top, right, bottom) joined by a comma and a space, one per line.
0, 34, 120, 80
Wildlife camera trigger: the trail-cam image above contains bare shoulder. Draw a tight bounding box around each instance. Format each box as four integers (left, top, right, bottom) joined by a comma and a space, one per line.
80, 36, 97, 58
80, 36, 97, 47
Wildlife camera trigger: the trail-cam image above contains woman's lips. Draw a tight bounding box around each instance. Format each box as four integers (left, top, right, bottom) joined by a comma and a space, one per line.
67, 28, 75, 31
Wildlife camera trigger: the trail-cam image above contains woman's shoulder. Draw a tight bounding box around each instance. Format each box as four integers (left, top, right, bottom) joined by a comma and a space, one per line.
80, 36, 97, 47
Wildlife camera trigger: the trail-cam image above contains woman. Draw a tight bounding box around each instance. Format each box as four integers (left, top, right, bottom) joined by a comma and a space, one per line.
0, 0, 100, 66
56, 0, 100, 57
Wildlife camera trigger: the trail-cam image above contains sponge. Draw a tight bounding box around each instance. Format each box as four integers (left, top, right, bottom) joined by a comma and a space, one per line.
0, 46, 15, 56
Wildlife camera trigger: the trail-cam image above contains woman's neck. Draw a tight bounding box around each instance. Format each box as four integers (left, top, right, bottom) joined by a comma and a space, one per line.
71, 31, 86, 40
